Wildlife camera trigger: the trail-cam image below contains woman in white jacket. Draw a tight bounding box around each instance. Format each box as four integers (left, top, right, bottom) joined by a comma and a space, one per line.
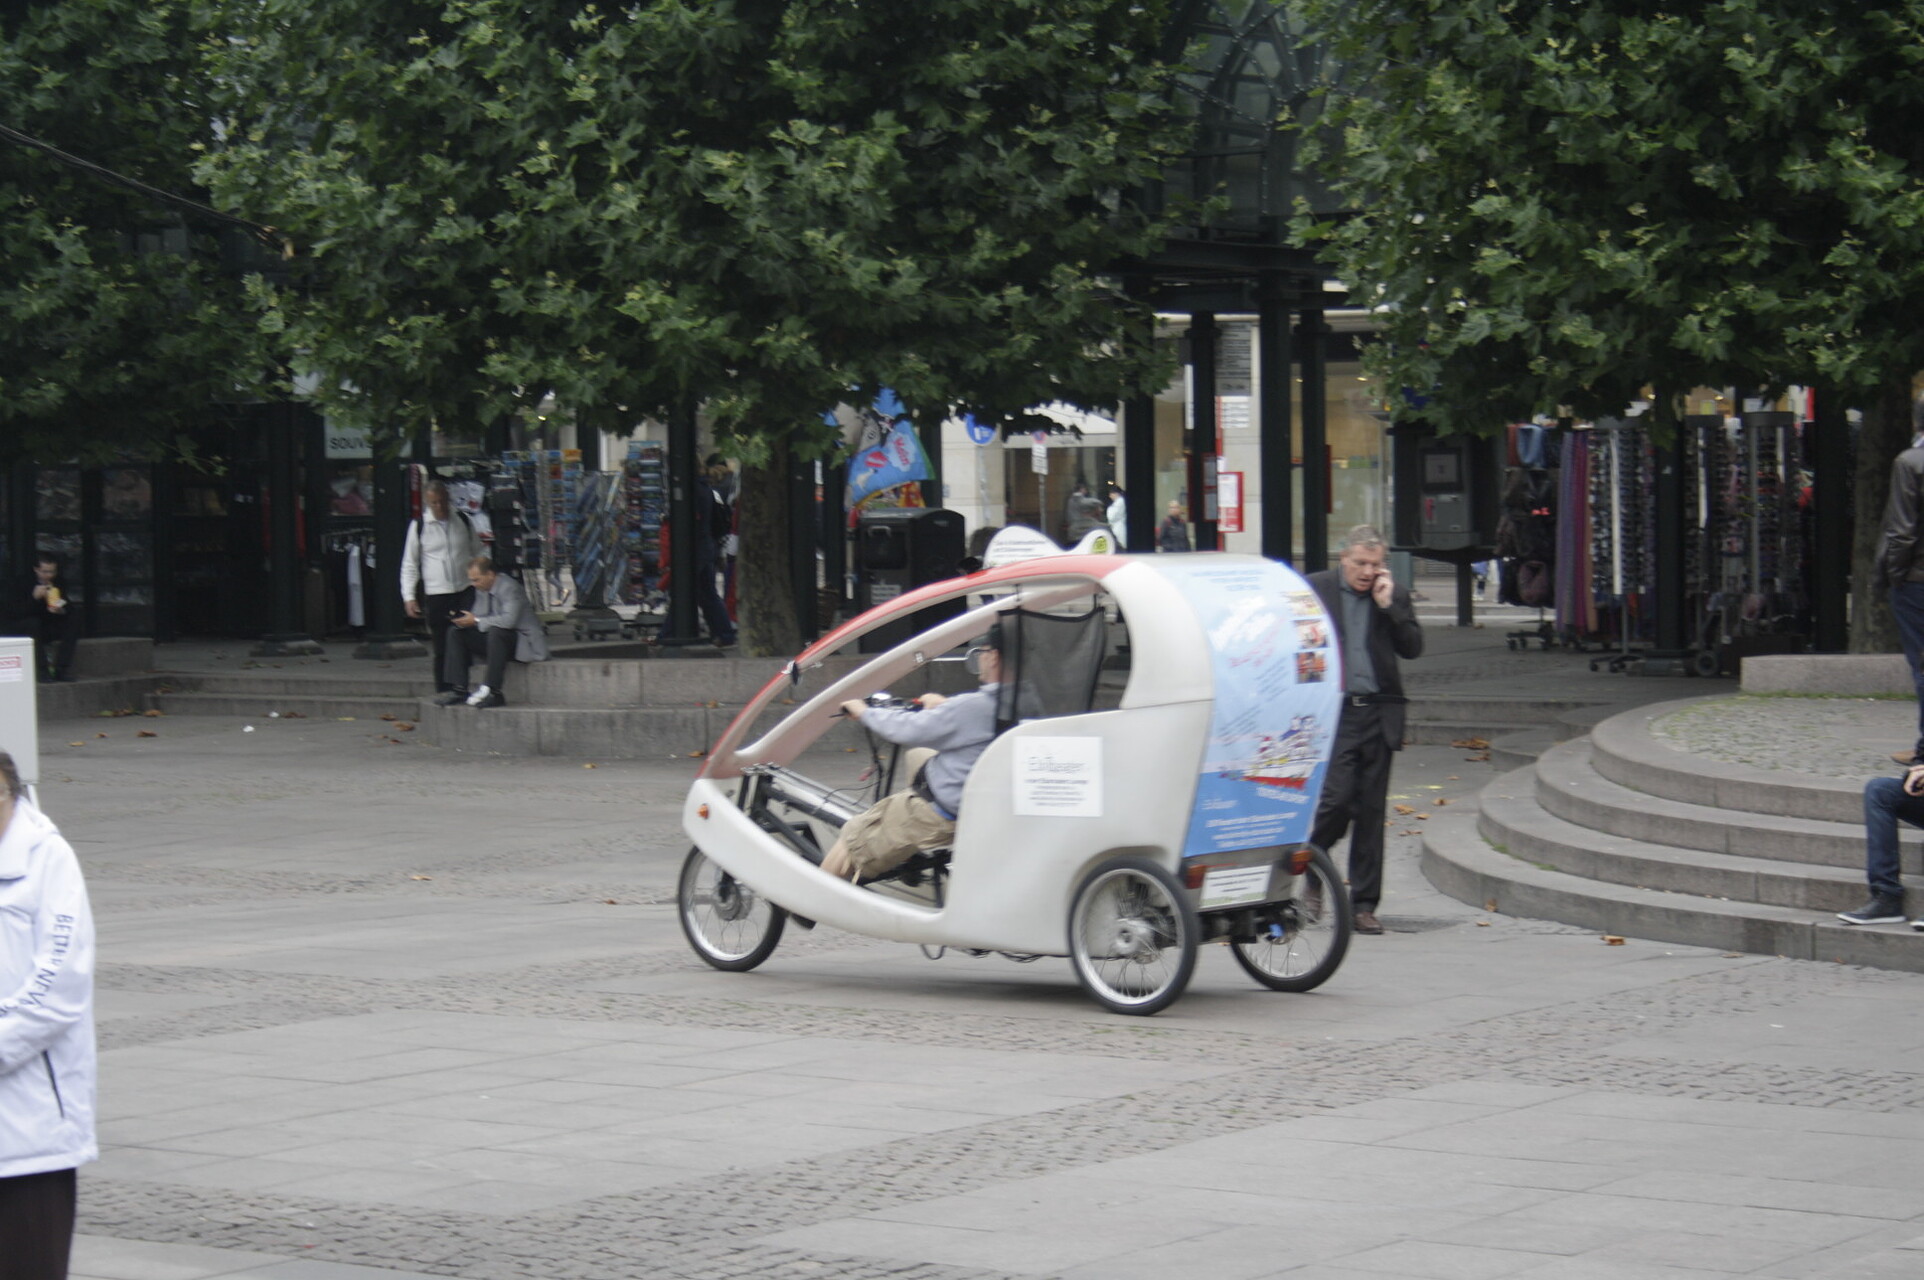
0, 750, 96, 1280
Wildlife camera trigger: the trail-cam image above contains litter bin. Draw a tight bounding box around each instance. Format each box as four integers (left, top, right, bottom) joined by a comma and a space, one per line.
856, 508, 966, 652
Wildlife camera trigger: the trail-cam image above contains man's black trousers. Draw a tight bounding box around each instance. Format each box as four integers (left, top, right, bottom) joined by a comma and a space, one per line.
25, 610, 78, 680
443, 625, 515, 694
422, 590, 470, 693
1308, 703, 1393, 914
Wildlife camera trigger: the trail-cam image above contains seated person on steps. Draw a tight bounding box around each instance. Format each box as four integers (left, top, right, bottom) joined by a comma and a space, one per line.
1838, 759, 1924, 929
821, 627, 1003, 881
436, 557, 551, 708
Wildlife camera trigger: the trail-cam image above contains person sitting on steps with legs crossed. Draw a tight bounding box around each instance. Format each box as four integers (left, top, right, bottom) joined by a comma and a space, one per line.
436, 557, 551, 709
821, 627, 1004, 882
1838, 760, 1924, 929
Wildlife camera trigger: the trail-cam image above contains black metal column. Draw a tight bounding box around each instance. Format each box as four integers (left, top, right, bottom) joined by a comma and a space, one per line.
1187, 312, 1220, 551
1298, 310, 1330, 572
659, 401, 702, 645
1812, 391, 1850, 652
1123, 275, 1158, 552
1643, 429, 1689, 674
253, 400, 325, 656
352, 449, 427, 660
1258, 276, 1294, 564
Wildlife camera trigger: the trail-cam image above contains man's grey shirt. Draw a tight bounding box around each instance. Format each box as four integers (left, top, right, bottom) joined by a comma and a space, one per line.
859, 684, 1002, 816
1340, 585, 1379, 694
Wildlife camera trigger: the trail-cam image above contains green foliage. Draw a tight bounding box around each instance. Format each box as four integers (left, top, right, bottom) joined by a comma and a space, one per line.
199, 0, 1190, 454
0, 0, 265, 465
1293, 0, 1924, 432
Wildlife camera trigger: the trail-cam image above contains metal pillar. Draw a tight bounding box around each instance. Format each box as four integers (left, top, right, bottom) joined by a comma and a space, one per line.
1187, 312, 1220, 551
1298, 310, 1330, 572
1811, 391, 1850, 652
659, 401, 702, 645
1123, 275, 1158, 552
1257, 276, 1293, 563
253, 401, 325, 657
1640, 430, 1689, 675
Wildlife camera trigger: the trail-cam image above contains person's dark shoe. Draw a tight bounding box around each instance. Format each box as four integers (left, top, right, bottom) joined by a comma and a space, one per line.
475, 691, 506, 709
1892, 751, 1918, 766
1838, 896, 1906, 925
1353, 910, 1384, 935
433, 690, 467, 706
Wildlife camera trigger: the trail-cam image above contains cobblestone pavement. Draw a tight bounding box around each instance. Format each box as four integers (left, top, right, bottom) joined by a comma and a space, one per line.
38, 686, 1924, 1280
1652, 694, 1916, 780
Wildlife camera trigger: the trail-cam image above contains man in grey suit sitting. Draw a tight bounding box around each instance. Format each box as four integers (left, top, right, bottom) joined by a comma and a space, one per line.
437, 557, 551, 708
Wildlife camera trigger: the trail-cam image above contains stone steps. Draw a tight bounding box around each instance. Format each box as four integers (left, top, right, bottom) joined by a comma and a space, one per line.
146, 691, 425, 722
1533, 738, 1915, 870
1422, 809, 1924, 974
1422, 696, 1924, 974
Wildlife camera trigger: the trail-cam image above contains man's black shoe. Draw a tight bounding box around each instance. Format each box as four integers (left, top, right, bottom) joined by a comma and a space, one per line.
1838, 896, 1906, 926
433, 690, 467, 706
475, 691, 507, 709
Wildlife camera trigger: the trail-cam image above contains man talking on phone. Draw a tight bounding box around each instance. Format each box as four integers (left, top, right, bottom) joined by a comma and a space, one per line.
1306, 525, 1424, 935
1837, 763, 1924, 928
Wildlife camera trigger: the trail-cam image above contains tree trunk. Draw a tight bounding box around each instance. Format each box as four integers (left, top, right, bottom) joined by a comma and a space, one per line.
1850, 372, 1914, 653
736, 434, 804, 657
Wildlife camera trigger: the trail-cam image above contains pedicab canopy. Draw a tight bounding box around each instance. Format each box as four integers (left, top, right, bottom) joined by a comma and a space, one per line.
1146, 556, 1344, 861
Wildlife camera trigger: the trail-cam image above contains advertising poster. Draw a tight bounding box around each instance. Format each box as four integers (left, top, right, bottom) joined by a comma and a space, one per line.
1149, 558, 1345, 858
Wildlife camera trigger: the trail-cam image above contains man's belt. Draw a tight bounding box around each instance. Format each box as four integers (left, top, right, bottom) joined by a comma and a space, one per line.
909, 764, 958, 822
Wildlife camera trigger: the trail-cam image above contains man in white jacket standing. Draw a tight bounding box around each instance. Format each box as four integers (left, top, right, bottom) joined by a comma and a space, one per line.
401, 480, 484, 696
0, 749, 96, 1280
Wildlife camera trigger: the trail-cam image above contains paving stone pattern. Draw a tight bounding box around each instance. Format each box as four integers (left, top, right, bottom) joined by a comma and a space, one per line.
40, 703, 1924, 1280
1652, 694, 1916, 779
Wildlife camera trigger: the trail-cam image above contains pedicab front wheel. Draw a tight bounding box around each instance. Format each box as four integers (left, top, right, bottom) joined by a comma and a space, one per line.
678, 847, 786, 972
1067, 857, 1198, 1016
1230, 846, 1351, 993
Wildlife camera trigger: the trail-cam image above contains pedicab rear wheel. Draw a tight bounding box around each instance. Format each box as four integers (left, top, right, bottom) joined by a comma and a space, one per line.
1230, 847, 1351, 992
678, 847, 786, 972
1067, 857, 1197, 1016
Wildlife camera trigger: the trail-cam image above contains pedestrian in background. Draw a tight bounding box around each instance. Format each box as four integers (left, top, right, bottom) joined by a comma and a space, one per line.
1105, 484, 1127, 549
1875, 400, 1924, 765
3, 556, 79, 683
1306, 525, 1424, 935
1157, 500, 1191, 552
0, 749, 97, 1280
402, 480, 484, 695
695, 455, 738, 647
1064, 481, 1107, 542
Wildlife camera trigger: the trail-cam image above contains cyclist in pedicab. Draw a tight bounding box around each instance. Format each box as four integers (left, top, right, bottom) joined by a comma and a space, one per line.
821, 624, 1003, 882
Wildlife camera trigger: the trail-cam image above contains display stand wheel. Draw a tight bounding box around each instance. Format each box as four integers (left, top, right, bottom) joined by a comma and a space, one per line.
678, 847, 786, 971
1066, 857, 1197, 1016
1691, 649, 1721, 678
1230, 847, 1352, 993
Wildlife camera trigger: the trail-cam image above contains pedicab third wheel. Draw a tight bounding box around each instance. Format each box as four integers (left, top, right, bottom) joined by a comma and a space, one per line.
1229, 846, 1352, 993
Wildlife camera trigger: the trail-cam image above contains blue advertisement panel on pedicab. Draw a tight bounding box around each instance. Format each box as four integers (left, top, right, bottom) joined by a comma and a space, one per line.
1150, 558, 1344, 859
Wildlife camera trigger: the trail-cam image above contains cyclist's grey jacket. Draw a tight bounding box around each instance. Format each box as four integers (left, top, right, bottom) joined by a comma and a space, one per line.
860, 684, 1001, 816
0, 797, 97, 1179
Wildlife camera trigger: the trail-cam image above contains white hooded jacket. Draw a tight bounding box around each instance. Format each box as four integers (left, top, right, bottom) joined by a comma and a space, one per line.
0, 797, 97, 1179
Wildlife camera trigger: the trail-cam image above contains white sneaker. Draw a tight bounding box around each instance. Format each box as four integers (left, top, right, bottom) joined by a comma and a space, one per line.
464, 685, 491, 707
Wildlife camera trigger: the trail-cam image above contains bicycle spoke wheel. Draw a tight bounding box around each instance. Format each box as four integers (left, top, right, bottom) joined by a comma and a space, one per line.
1230, 846, 1351, 992
678, 847, 785, 972
1067, 857, 1197, 1016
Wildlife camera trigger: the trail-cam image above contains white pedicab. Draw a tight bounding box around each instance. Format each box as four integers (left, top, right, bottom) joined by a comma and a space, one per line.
679, 549, 1351, 1015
